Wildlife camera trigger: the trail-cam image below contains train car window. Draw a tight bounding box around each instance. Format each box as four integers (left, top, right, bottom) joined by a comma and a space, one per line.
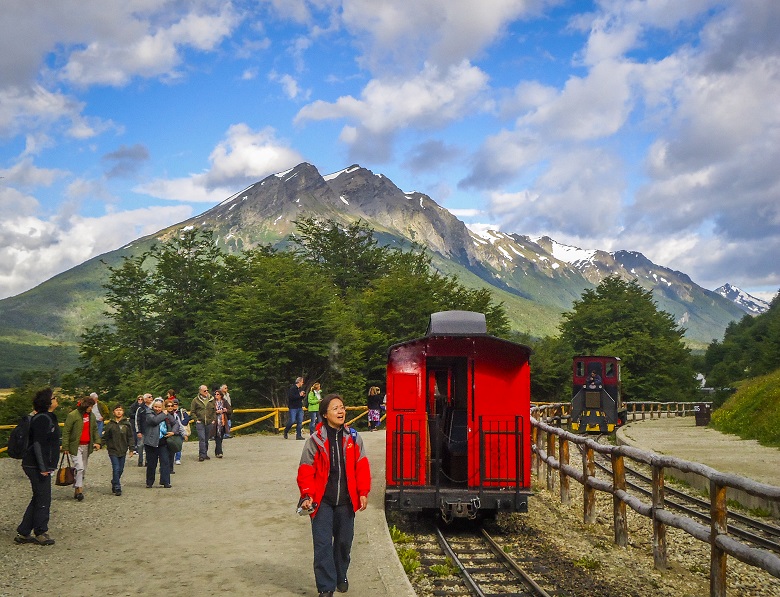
605, 362, 615, 377
576, 361, 584, 377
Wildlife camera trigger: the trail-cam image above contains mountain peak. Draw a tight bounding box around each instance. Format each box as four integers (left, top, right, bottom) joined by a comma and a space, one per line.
714, 284, 770, 316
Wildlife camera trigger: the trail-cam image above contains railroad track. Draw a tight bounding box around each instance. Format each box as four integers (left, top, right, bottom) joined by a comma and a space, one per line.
592, 455, 780, 554
420, 523, 553, 597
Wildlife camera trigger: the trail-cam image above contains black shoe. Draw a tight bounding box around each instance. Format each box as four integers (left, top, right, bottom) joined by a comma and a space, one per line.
337, 579, 348, 593
203, 455, 211, 460
296, 436, 304, 440
198, 457, 204, 461
283, 430, 288, 439
115, 489, 122, 496
137, 461, 144, 467
318, 592, 334, 597
216, 454, 223, 458
14, 533, 35, 544
146, 484, 153, 488
162, 484, 172, 488
170, 469, 175, 473
34, 533, 55, 546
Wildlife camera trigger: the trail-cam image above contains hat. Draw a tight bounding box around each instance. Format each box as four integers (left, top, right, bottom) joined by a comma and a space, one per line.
112, 403, 123, 411
173, 398, 179, 404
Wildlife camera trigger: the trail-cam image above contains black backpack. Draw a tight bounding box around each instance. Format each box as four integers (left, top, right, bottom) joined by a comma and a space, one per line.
7, 413, 41, 459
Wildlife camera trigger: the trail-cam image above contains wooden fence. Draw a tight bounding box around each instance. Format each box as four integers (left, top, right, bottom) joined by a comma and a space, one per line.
531, 402, 780, 597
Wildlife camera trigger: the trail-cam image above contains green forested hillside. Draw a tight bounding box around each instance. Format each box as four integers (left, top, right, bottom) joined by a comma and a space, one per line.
710, 368, 780, 448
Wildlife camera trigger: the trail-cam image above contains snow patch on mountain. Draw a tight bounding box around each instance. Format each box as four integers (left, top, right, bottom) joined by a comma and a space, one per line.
714, 284, 770, 316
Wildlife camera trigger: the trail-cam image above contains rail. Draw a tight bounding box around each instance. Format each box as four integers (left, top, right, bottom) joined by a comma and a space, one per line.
0, 406, 378, 454
531, 402, 780, 597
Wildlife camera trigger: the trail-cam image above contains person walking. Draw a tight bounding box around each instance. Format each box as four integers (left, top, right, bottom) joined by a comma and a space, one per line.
297, 394, 371, 597
90, 392, 109, 436
220, 384, 233, 438
213, 389, 232, 458
366, 386, 383, 431
284, 377, 306, 440
62, 395, 101, 501
15, 388, 60, 546
143, 398, 176, 488
100, 403, 135, 496
172, 398, 190, 465
134, 393, 153, 466
190, 385, 215, 461
307, 382, 322, 434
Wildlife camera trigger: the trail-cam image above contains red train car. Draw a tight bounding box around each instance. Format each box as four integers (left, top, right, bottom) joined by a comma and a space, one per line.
384, 311, 532, 520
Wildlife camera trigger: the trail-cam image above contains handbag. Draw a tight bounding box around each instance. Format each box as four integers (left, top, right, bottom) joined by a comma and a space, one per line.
167, 434, 184, 453
55, 452, 76, 486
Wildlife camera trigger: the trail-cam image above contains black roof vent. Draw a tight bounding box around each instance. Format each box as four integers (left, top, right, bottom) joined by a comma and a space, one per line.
426, 311, 487, 336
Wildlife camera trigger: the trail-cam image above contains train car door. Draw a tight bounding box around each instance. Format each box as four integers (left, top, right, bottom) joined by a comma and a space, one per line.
426, 357, 469, 487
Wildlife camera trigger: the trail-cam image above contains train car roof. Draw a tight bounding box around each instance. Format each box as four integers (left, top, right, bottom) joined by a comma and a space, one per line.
388, 310, 532, 354
573, 355, 621, 361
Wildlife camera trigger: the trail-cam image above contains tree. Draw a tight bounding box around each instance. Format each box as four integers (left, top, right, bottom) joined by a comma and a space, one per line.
291, 217, 389, 294
703, 291, 780, 387
559, 276, 698, 401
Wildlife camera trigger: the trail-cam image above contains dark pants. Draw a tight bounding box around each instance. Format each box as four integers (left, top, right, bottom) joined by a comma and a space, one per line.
18, 467, 52, 537
285, 407, 304, 438
109, 454, 126, 491
196, 421, 209, 458
145, 444, 171, 486
311, 502, 355, 593
309, 411, 319, 434
214, 427, 224, 456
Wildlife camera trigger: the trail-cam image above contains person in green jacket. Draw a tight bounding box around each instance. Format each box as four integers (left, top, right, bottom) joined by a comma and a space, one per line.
307, 382, 322, 434
190, 385, 216, 461
100, 404, 136, 496
62, 396, 101, 501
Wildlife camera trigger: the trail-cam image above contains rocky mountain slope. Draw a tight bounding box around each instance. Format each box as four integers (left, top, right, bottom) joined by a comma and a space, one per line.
0, 162, 754, 382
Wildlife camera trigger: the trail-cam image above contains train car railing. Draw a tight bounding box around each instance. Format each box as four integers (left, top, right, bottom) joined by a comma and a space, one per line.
530, 402, 780, 597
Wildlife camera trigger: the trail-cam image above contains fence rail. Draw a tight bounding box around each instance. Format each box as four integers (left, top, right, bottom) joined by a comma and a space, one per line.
531, 402, 780, 597
0, 406, 375, 454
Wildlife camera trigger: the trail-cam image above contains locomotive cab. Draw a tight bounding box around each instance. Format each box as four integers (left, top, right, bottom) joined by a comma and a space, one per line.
385, 311, 532, 521
570, 356, 627, 433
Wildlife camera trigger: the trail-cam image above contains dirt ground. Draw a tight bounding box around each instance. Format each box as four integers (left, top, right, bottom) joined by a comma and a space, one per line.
0, 431, 401, 597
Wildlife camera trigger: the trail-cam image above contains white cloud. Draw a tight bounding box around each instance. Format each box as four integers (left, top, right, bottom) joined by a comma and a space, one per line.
60, 5, 239, 86
341, 0, 546, 72
0, 157, 68, 188
137, 124, 305, 202
0, 203, 192, 300
296, 61, 489, 160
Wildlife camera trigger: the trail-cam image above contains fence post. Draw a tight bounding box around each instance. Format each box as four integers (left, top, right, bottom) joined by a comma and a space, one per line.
546, 431, 556, 491
641, 403, 646, 421
535, 428, 544, 479
611, 452, 628, 547
652, 464, 668, 570
559, 436, 570, 505
531, 425, 538, 475
710, 481, 728, 597
583, 445, 596, 524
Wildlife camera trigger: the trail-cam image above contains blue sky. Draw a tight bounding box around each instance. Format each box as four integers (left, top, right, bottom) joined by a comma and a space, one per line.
1, 0, 779, 303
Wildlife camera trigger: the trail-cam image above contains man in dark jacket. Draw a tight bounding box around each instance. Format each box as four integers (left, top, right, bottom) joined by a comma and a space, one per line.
284, 377, 306, 440
16, 388, 61, 546
133, 394, 153, 466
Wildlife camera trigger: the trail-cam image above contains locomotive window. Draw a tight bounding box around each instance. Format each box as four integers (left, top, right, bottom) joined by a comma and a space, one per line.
605, 363, 615, 377
576, 361, 584, 377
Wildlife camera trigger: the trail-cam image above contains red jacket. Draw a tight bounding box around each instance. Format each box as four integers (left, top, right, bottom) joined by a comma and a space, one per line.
297, 423, 371, 516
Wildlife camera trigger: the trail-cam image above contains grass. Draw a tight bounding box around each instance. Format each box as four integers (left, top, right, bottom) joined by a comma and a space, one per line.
710, 368, 780, 448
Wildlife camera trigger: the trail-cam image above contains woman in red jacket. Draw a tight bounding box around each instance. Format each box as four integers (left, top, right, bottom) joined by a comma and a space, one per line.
297, 394, 371, 597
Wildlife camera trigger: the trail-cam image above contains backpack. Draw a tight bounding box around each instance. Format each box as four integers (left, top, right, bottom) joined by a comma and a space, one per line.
7, 413, 41, 459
